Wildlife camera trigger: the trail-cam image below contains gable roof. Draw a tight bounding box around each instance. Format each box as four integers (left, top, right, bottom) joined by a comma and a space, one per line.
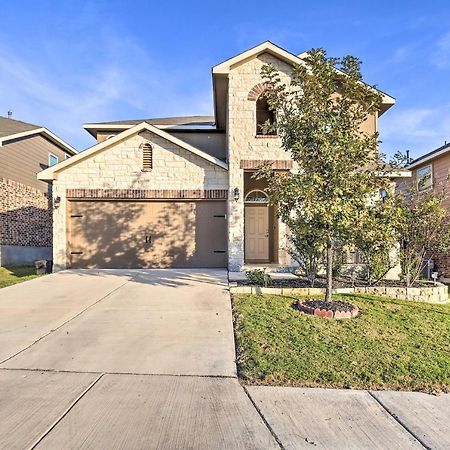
83, 116, 216, 137
0, 116, 77, 155
213, 41, 307, 74
38, 121, 228, 181
408, 141, 450, 169
212, 41, 395, 115
0, 116, 40, 138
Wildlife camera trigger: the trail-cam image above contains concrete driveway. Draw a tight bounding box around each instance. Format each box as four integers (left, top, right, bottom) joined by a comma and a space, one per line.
0, 269, 448, 449
1, 269, 236, 376
0, 269, 279, 449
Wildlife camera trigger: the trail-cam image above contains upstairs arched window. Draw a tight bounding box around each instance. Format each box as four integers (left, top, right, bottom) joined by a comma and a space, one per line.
256, 95, 276, 136
142, 143, 153, 171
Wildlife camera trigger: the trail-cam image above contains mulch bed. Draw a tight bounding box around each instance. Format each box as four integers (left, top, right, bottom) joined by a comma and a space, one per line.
237, 276, 431, 289
297, 299, 359, 319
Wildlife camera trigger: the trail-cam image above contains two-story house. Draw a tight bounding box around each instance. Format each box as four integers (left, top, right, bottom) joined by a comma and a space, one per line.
0, 116, 77, 266
404, 141, 450, 279
38, 41, 395, 272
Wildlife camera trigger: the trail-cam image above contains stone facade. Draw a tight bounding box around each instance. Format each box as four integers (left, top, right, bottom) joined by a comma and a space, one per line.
227, 53, 295, 271
51, 130, 228, 270
47, 49, 384, 273
0, 177, 52, 248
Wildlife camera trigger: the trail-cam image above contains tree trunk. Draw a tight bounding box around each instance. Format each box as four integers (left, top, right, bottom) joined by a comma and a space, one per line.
326, 241, 333, 302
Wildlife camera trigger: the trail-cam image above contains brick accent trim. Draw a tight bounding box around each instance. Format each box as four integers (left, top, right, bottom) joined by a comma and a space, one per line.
66, 189, 228, 200
247, 83, 269, 101
240, 160, 293, 170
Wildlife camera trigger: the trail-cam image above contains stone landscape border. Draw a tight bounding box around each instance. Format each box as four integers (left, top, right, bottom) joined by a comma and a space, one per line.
229, 283, 449, 304
297, 300, 360, 319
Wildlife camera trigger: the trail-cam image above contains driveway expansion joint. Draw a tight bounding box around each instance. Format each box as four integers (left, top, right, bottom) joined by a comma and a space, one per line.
27, 373, 105, 450
368, 391, 430, 450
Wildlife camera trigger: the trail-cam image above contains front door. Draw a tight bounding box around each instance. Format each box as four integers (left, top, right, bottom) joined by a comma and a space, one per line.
245, 205, 269, 261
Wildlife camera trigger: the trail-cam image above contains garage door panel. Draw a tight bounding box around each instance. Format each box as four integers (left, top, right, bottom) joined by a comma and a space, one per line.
69, 201, 227, 268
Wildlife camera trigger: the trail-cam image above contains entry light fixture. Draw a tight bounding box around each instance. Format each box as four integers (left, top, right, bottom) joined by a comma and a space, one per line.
233, 187, 240, 201
53, 196, 61, 209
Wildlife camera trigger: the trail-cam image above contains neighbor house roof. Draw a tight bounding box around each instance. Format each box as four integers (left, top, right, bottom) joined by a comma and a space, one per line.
83, 116, 216, 137
38, 121, 228, 181
0, 116, 41, 138
407, 141, 450, 169
0, 116, 77, 155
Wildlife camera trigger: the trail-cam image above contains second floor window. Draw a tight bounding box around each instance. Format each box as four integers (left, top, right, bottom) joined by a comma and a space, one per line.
49, 153, 58, 167
417, 165, 432, 192
256, 96, 276, 136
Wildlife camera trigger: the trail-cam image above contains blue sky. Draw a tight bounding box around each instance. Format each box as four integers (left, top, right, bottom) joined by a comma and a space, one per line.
1, 0, 450, 159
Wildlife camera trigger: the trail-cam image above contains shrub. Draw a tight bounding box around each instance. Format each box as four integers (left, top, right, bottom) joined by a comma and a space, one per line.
245, 269, 272, 287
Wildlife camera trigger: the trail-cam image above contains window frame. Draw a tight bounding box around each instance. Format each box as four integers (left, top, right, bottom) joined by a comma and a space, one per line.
48, 153, 59, 167
244, 189, 269, 203
255, 95, 276, 136
416, 164, 433, 192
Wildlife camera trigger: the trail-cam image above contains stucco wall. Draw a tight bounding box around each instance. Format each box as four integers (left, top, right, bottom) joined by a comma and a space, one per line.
52, 130, 228, 270
227, 53, 294, 270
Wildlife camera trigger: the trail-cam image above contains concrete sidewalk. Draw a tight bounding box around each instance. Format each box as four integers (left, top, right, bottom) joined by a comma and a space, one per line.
246, 385, 450, 449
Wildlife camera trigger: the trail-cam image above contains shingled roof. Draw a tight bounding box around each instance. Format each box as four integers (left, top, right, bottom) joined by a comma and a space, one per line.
0, 116, 40, 139
86, 116, 215, 127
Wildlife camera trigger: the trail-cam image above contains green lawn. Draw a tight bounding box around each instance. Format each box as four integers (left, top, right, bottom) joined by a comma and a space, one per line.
232, 293, 450, 392
0, 266, 41, 289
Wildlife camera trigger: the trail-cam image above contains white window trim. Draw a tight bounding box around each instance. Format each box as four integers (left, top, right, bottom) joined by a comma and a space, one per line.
417, 164, 433, 192
245, 189, 269, 203
49, 153, 59, 167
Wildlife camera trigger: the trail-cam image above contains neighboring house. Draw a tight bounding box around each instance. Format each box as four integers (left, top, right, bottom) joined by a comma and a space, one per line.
0, 116, 77, 266
38, 41, 395, 272
404, 141, 450, 278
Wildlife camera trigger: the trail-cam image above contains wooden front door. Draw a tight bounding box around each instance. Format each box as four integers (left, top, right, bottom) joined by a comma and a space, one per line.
245, 205, 269, 261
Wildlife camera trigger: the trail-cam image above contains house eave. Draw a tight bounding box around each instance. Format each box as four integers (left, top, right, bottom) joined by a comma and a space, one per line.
39, 122, 228, 181
0, 128, 77, 155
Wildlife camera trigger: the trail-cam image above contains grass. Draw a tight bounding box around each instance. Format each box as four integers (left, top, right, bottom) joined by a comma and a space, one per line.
0, 266, 41, 289
232, 293, 450, 392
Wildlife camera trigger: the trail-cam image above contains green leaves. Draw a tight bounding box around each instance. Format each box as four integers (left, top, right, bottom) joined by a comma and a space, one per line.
259, 48, 394, 294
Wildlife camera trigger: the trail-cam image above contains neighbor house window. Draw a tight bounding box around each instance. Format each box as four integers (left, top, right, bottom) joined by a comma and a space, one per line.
142, 143, 153, 171
256, 95, 276, 136
417, 165, 432, 192
49, 153, 58, 167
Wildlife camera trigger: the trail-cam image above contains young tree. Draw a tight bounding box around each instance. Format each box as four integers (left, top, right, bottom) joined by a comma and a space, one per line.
259, 49, 395, 301
353, 192, 400, 284
395, 186, 450, 286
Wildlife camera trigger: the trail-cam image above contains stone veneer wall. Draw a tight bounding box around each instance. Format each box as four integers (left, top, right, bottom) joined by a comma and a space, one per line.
0, 177, 52, 247
229, 284, 449, 304
52, 130, 229, 270
227, 53, 295, 271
